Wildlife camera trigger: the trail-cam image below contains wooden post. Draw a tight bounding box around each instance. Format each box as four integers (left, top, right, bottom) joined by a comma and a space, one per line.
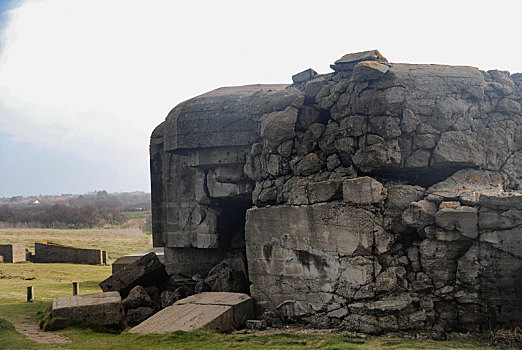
26, 286, 34, 302
72, 282, 79, 296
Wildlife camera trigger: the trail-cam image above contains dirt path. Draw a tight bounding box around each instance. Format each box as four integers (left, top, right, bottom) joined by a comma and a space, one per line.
14, 319, 70, 344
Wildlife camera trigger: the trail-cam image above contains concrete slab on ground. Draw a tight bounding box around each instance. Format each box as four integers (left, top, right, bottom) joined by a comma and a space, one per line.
128, 292, 254, 334
52, 291, 125, 327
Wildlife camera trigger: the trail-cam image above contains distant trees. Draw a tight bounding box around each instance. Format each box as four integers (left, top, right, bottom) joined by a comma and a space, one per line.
0, 191, 151, 229
0, 204, 129, 228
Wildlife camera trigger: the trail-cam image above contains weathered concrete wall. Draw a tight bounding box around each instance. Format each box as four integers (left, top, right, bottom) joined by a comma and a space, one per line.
245, 179, 522, 332
151, 50, 522, 333
0, 243, 26, 263
35, 242, 108, 265
151, 85, 304, 276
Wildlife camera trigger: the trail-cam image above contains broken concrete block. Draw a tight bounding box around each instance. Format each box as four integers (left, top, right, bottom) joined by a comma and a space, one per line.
201, 263, 249, 293
122, 286, 152, 311
292, 68, 318, 83
351, 61, 389, 82
343, 177, 387, 205
111, 248, 164, 274
51, 292, 125, 328
435, 202, 478, 238
331, 50, 388, 71
129, 292, 254, 334
99, 252, 168, 298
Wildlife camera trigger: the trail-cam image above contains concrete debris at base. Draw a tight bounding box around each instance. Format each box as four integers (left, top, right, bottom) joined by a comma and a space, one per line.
51, 292, 125, 328
129, 292, 254, 334
99, 252, 168, 298
111, 248, 165, 273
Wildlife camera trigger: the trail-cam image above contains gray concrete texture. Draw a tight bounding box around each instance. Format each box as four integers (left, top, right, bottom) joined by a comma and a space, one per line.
52, 292, 125, 327
150, 50, 522, 334
129, 292, 254, 334
111, 247, 164, 273
100, 252, 168, 298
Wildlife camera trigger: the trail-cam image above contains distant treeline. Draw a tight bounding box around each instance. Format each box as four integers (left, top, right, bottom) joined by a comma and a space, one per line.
3, 191, 151, 211
0, 204, 129, 229
67, 191, 151, 210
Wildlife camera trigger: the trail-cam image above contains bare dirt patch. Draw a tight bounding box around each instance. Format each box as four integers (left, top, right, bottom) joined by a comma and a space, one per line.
14, 317, 70, 344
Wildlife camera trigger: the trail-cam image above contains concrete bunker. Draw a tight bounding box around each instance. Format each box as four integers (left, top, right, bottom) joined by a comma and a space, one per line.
150, 50, 522, 334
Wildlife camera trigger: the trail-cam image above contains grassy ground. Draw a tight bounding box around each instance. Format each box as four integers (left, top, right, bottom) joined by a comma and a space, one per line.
0, 227, 152, 260
0, 229, 499, 350
0, 326, 500, 350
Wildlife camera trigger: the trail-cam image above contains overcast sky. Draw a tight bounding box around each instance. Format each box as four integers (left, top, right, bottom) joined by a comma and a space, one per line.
0, 0, 521, 197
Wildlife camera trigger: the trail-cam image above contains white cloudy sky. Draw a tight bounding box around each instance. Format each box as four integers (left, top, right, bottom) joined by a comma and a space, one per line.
0, 0, 521, 197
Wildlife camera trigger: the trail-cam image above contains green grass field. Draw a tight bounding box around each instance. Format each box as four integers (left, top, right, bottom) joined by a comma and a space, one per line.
0, 227, 152, 260
0, 228, 499, 350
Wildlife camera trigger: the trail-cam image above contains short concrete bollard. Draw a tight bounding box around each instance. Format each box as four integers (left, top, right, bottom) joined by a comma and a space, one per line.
72, 282, 79, 296
27, 286, 34, 302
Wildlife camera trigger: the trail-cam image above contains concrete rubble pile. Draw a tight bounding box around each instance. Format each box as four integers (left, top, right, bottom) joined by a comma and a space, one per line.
50, 251, 249, 329
149, 50, 522, 334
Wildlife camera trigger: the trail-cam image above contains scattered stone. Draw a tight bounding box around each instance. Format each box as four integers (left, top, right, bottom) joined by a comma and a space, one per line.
245, 319, 267, 330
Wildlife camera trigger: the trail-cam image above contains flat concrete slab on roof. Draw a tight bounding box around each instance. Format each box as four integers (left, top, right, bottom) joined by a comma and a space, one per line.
129, 292, 254, 334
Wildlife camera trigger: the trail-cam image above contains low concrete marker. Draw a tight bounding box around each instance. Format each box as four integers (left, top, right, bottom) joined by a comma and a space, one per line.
129, 292, 254, 334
